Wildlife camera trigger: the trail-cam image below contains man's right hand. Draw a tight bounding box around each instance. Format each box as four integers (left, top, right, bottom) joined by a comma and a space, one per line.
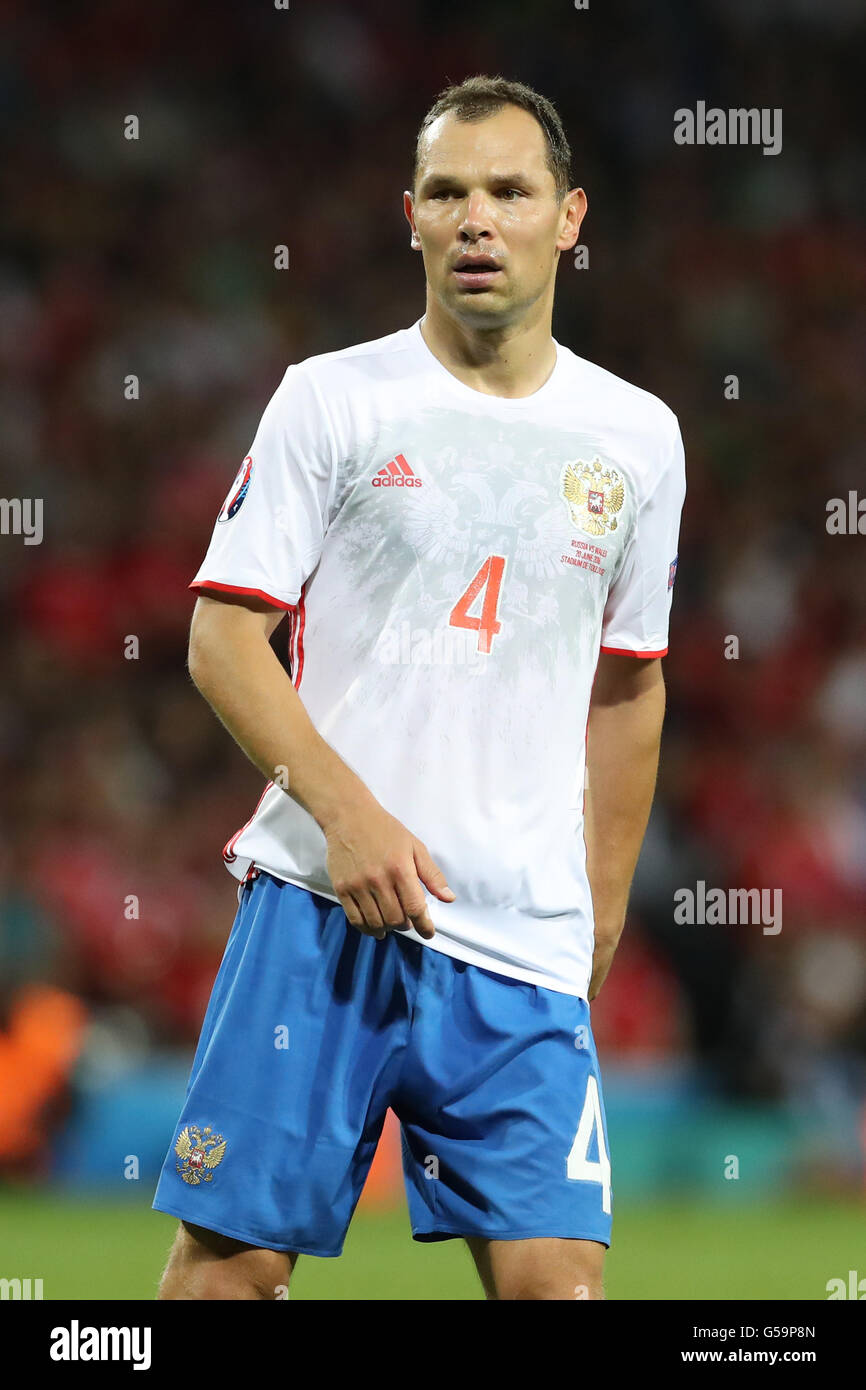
324, 804, 455, 941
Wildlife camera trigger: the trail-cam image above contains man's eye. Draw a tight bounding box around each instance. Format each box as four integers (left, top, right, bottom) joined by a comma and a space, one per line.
430, 190, 452, 200
499, 188, 523, 200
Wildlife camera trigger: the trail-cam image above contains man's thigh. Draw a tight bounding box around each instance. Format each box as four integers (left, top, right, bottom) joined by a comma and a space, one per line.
398, 950, 613, 1252
466, 1235, 606, 1300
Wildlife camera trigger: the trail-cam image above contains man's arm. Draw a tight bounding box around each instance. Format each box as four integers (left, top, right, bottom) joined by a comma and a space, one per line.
188, 592, 454, 939
583, 651, 666, 1001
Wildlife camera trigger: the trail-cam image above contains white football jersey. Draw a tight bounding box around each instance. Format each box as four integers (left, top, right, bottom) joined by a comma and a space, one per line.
192, 318, 686, 998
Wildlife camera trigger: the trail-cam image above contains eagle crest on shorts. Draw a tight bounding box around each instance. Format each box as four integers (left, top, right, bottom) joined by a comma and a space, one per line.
561, 458, 625, 537
175, 1125, 227, 1185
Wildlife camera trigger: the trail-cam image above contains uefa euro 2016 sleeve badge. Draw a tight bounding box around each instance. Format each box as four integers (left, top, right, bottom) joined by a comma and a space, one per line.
175, 1125, 227, 1185
217, 455, 254, 524
561, 458, 625, 537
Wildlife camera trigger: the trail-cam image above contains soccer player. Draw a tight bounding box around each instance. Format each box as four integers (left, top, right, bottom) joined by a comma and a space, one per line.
154, 75, 685, 1301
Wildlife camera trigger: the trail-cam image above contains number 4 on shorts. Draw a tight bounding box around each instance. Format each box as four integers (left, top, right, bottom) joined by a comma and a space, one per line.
566, 1074, 612, 1214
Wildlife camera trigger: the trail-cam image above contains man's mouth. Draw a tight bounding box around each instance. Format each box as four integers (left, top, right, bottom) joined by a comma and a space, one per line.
451, 255, 503, 289
453, 255, 502, 272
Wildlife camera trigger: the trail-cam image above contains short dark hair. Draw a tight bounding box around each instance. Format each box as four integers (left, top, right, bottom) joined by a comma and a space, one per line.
413, 75, 573, 201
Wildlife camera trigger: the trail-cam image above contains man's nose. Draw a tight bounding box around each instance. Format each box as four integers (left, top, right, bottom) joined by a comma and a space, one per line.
458, 192, 495, 240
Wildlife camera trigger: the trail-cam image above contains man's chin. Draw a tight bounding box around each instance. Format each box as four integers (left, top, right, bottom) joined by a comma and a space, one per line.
443, 288, 515, 326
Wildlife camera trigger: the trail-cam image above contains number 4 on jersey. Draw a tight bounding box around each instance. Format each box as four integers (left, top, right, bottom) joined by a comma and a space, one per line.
567, 1074, 612, 1214
449, 554, 506, 655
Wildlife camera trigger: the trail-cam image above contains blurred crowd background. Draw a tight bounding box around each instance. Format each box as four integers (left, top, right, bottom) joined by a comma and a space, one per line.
1, 0, 864, 1200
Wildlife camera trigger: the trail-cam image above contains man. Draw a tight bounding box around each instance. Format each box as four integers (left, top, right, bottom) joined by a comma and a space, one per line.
153, 75, 685, 1301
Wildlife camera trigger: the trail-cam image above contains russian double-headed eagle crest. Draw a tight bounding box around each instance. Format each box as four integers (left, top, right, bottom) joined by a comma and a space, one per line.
561, 458, 625, 536
175, 1125, 227, 1185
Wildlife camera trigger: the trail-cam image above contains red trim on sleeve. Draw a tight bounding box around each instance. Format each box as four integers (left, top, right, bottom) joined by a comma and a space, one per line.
292, 585, 307, 689
599, 644, 668, 658
189, 579, 297, 611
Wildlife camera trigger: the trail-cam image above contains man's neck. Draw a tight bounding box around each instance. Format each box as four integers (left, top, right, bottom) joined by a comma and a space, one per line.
420, 301, 557, 399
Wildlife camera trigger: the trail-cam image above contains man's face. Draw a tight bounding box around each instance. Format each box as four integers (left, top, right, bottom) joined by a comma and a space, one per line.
406, 105, 584, 329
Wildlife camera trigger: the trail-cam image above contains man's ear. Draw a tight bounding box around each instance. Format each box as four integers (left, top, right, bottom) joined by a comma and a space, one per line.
403, 190, 421, 249
557, 187, 588, 253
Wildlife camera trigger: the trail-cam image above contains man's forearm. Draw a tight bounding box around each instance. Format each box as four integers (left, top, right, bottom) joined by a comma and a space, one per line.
187, 595, 452, 939
188, 602, 377, 834
583, 666, 666, 999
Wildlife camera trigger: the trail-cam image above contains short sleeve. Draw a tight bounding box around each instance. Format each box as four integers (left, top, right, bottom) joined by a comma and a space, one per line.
600, 415, 686, 657
190, 365, 337, 610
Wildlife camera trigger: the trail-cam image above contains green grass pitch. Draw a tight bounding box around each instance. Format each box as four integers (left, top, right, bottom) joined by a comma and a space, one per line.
1, 1189, 861, 1299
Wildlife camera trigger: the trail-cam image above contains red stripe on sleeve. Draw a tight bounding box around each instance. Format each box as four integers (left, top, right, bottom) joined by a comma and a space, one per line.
293, 586, 307, 688
189, 580, 297, 611
599, 644, 668, 658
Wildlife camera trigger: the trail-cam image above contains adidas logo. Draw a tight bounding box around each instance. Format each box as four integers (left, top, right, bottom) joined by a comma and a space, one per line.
372, 454, 422, 487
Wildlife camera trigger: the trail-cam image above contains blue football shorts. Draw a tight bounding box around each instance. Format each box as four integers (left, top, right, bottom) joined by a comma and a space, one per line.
152, 870, 613, 1256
